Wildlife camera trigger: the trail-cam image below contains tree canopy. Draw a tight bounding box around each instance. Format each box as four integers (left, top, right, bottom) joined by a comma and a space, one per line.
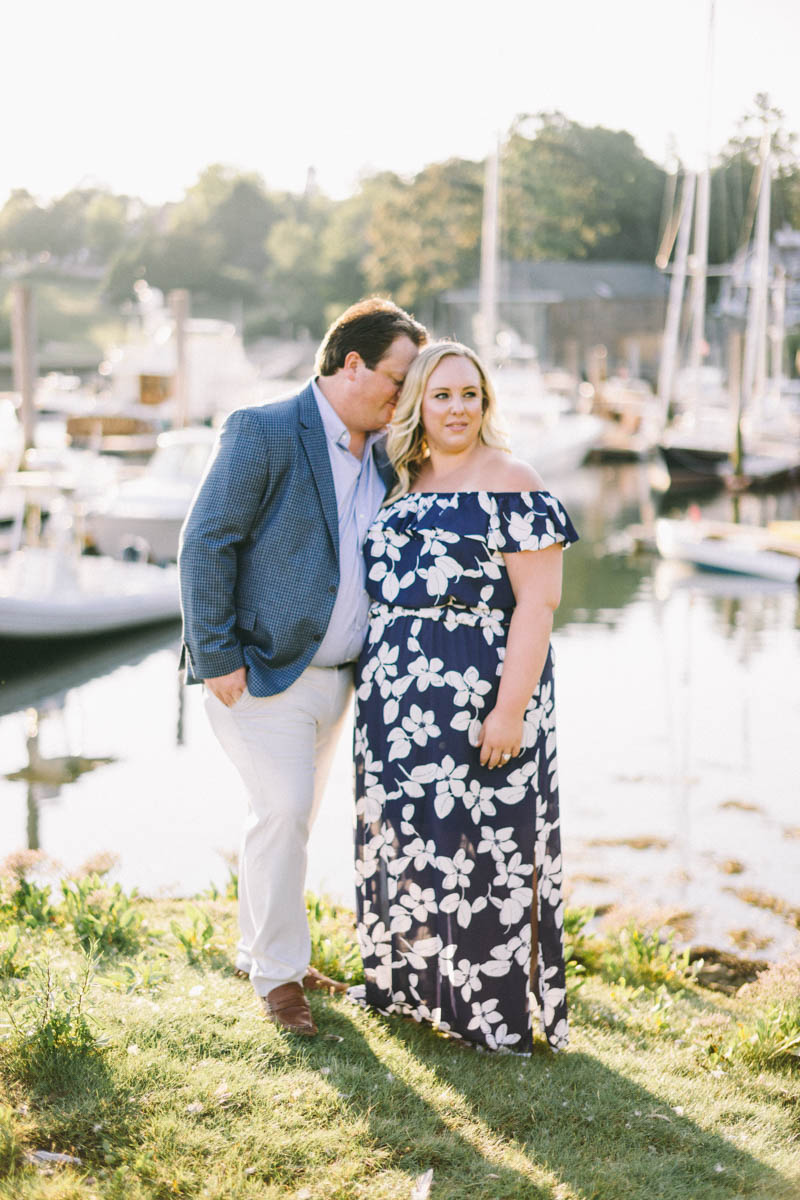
1, 99, 797, 341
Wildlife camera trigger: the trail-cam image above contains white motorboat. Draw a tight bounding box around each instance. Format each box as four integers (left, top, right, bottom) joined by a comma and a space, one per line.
0, 547, 180, 639
493, 368, 604, 477
655, 517, 800, 583
83, 426, 217, 561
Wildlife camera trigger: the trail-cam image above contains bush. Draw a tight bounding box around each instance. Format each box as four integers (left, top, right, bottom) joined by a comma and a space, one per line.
61, 874, 148, 955
1, 956, 102, 1085
0, 851, 57, 930
724, 958, 800, 1068
600, 922, 697, 990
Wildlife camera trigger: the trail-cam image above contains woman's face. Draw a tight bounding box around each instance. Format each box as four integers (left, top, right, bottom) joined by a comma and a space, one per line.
420, 356, 484, 456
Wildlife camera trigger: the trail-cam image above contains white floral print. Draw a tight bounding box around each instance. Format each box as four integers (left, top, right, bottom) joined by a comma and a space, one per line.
351, 491, 578, 1053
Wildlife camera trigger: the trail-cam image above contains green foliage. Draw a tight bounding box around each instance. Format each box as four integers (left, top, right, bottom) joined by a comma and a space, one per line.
0, 926, 31, 981
0, 874, 54, 930
170, 906, 226, 966
352, 160, 483, 313
600, 922, 698, 990
0, 1103, 25, 1178
306, 893, 363, 985
102, 960, 169, 996
720, 960, 800, 1069
723, 1000, 800, 1068
503, 111, 667, 262
1, 956, 101, 1084
0, 852, 56, 930
0, 897, 798, 1199
202, 856, 238, 902
60, 875, 147, 955
563, 905, 602, 991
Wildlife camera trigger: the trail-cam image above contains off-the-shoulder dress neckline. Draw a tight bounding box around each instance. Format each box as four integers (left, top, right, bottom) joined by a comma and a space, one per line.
398, 489, 552, 498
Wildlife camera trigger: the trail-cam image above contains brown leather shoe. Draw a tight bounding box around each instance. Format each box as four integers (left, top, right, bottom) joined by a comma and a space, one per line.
302, 966, 348, 994
261, 982, 317, 1036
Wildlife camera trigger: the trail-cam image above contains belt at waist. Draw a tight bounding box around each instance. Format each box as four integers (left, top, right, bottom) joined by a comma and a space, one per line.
369, 601, 511, 627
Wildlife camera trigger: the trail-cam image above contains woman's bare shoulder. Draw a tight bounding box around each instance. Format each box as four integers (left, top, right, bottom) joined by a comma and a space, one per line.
477, 452, 545, 492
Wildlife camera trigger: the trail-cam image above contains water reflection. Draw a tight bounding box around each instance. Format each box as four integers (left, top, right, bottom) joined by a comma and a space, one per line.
0, 466, 798, 958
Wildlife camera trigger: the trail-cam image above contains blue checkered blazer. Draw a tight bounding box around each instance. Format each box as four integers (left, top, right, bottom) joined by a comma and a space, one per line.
178, 381, 393, 696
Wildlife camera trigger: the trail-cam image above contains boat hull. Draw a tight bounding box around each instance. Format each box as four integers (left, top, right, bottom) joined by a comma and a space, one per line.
655, 518, 800, 583
0, 554, 181, 638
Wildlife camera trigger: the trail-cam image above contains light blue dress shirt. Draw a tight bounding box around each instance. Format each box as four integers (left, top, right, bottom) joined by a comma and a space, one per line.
309, 378, 387, 667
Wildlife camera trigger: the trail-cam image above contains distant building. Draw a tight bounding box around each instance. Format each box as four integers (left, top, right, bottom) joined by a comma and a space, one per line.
436, 260, 669, 379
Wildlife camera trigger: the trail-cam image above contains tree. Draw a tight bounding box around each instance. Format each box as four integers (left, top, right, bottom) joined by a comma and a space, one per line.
709, 94, 800, 264
0, 190, 48, 260
263, 192, 335, 336
355, 159, 483, 315
502, 112, 666, 262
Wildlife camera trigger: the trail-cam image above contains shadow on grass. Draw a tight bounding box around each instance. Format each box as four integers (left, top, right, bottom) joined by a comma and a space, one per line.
295, 993, 793, 1200
0, 1046, 143, 1182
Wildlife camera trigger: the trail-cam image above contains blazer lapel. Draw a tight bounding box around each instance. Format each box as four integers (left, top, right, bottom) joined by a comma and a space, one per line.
297, 384, 339, 556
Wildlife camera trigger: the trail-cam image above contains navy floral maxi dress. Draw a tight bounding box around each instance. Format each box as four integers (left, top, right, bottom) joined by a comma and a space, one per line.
350, 490, 579, 1053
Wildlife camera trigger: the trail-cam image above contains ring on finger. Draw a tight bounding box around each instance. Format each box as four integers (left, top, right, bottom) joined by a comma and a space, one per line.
500, 752, 511, 763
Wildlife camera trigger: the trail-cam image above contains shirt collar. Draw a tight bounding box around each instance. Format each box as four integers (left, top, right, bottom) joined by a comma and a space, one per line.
312, 377, 384, 456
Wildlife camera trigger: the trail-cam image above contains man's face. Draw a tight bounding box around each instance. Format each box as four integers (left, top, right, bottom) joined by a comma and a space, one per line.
350, 336, 420, 432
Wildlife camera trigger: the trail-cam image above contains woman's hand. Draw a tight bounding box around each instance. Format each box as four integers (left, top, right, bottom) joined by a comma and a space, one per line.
477, 706, 524, 769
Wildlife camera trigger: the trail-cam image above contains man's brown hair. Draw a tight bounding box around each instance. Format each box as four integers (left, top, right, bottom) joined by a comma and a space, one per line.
315, 297, 427, 376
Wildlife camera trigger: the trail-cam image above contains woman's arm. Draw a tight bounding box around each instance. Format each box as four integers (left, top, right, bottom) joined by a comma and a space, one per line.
477, 543, 563, 769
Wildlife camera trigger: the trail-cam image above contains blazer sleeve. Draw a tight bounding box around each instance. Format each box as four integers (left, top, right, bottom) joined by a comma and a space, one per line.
178, 406, 273, 679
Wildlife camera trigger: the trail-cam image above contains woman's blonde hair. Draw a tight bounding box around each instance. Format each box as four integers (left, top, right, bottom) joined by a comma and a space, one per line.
385, 341, 509, 501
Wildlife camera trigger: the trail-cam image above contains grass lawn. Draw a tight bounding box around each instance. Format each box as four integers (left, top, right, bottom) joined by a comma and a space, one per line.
0, 864, 798, 1200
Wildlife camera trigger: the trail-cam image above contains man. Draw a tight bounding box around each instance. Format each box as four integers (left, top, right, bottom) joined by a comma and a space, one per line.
178, 297, 426, 1035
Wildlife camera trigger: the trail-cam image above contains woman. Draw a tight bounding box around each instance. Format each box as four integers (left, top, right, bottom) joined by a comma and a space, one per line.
349, 342, 578, 1053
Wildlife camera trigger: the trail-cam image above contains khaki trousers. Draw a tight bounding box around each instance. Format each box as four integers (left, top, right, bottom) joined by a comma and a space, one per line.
204, 664, 353, 996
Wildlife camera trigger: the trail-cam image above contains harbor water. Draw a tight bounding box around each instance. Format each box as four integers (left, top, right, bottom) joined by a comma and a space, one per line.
1, 462, 798, 959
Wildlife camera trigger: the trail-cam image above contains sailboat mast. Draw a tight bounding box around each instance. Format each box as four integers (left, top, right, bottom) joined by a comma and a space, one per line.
658, 170, 696, 426
478, 136, 500, 370
741, 135, 772, 430
687, 0, 715, 413
769, 265, 786, 405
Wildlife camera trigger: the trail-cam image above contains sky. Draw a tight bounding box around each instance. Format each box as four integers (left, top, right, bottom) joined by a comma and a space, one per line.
2, 0, 798, 207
